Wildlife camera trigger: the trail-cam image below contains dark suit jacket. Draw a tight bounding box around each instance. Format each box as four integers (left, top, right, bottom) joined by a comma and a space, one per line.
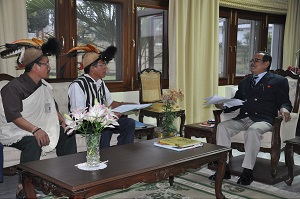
224, 72, 292, 125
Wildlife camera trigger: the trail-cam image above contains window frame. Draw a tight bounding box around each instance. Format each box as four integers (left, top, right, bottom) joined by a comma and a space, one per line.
50, 0, 169, 92
219, 7, 286, 86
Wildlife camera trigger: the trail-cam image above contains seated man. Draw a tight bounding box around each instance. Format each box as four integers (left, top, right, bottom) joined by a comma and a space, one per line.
68, 45, 135, 148
0, 38, 77, 198
209, 52, 292, 185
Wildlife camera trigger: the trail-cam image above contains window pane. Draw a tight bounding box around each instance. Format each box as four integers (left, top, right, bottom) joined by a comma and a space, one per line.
26, 0, 56, 78
137, 8, 164, 73
76, 0, 122, 81
236, 19, 260, 76
218, 17, 228, 78
268, 23, 284, 70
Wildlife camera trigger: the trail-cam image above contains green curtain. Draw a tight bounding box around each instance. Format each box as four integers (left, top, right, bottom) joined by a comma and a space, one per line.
283, 0, 300, 69
169, 0, 220, 124
0, 0, 27, 76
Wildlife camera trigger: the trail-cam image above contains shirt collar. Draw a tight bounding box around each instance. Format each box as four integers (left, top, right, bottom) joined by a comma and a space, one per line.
255, 72, 267, 82
83, 74, 103, 87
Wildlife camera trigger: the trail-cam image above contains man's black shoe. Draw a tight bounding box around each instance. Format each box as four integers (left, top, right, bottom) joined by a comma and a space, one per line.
237, 170, 253, 185
208, 171, 231, 180
16, 189, 26, 199
209, 163, 231, 180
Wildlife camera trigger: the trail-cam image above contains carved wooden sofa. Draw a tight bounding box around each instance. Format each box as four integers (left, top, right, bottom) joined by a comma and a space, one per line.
0, 74, 119, 173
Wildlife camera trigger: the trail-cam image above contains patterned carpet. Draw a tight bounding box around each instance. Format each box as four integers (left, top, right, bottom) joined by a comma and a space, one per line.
40, 167, 300, 199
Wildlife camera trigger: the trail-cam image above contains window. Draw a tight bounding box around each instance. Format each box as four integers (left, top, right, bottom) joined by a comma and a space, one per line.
26, 0, 169, 92
219, 8, 285, 85
137, 7, 168, 79
76, 0, 122, 81
26, 0, 56, 78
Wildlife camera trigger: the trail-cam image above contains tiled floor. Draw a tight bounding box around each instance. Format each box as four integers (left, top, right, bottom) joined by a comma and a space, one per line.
1, 150, 300, 198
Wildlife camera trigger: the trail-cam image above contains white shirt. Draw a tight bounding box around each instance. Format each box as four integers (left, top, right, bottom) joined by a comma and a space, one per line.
68, 74, 113, 113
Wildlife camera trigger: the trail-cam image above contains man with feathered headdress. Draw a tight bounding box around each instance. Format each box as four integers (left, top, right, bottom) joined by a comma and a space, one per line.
0, 38, 77, 198
68, 44, 135, 148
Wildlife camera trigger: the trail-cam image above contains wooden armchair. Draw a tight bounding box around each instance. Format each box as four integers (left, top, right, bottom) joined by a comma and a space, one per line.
212, 69, 300, 180
137, 68, 186, 136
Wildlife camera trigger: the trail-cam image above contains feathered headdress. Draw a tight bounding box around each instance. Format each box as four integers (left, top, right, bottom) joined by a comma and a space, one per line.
66, 44, 117, 68
0, 37, 60, 69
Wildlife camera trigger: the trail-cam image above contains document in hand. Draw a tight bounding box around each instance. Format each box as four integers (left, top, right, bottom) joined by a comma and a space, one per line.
204, 94, 244, 108
112, 103, 152, 113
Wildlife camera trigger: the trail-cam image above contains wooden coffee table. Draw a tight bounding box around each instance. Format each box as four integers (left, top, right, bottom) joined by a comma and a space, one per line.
18, 139, 230, 199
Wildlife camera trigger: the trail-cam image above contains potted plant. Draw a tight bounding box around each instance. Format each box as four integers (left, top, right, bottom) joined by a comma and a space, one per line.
156, 89, 184, 137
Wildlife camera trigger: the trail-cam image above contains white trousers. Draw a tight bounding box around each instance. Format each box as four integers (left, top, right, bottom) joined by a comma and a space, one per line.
216, 117, 273, 169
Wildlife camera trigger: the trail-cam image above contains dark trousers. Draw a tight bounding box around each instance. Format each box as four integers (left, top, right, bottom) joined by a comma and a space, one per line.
11, 127, 77, 182
100, 117, 135, 149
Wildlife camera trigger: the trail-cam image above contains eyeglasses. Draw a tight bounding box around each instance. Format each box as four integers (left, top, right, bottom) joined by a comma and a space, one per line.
97, 62, 107, 67
249, 58, 263, 63
37, 62, 50, 67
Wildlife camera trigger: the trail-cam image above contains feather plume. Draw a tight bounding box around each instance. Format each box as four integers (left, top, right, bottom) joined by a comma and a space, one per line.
41, 37, 61, 56
100, 46, 117, 62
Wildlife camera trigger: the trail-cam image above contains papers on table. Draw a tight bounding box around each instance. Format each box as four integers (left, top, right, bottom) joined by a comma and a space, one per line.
134, 120, 147, 128
154, 136, 203, 151
112, 103, 152, 114
154, 142, 203, 151
204, 94, 244, 108
199, 121, 214, 128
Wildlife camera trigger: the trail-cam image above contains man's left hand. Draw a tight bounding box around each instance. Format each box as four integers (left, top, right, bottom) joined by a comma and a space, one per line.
281, 111, 291, 122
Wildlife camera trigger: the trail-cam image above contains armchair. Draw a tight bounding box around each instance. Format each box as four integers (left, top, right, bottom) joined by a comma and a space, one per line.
138, 68, 186, 136
212, 69, 300, 181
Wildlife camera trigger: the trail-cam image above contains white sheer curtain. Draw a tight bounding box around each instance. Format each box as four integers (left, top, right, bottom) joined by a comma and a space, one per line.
0, 0, 27, 76
283, 0, 300, 69
169, 0, 220, 124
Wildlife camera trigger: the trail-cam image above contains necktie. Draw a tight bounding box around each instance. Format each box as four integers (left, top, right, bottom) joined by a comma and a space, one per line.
251, 75, 259, 88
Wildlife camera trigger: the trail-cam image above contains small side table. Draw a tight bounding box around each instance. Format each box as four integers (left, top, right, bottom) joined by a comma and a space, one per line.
134, 124, 155, 140
284, 136, 300, 186
184, 123, 215, 144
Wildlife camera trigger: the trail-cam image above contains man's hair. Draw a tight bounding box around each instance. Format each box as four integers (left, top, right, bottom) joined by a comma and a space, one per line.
24, 56, 43, 72
84, 60, 98, 74
257, 51, 272, 71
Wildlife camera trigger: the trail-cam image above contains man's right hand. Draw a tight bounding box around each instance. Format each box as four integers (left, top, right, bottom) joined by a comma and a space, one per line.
215, 103, 224, 109
34, 129, 50, 147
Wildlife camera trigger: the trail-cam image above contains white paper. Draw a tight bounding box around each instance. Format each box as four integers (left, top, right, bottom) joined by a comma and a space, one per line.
112, 103, 152, 113
154, 142, 203, 151
204, 94, 244, 108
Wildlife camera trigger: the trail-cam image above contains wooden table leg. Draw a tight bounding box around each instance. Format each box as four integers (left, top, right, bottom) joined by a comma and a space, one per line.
179, 113, 186, 137
215, 153, 226, 199
285, 143, 294, 186
169, 176, 174, 186
138, 112, 144, 123
22, 172, 37, 199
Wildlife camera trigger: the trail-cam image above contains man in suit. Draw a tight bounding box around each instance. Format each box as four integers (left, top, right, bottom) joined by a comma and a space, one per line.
209, 52, 292, 185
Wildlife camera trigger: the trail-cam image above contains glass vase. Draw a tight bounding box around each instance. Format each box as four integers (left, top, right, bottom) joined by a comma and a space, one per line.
86, 134, 101, 167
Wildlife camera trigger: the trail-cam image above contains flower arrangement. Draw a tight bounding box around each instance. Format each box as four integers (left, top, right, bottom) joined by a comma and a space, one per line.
161, 89, 184, 135
64, 99, 119, 167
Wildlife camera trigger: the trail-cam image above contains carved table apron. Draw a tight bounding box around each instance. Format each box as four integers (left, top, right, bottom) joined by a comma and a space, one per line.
18, 139, 230, 199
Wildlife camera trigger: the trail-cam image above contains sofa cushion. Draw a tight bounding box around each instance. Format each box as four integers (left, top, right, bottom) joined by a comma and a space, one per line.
50, 82, 71, 115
